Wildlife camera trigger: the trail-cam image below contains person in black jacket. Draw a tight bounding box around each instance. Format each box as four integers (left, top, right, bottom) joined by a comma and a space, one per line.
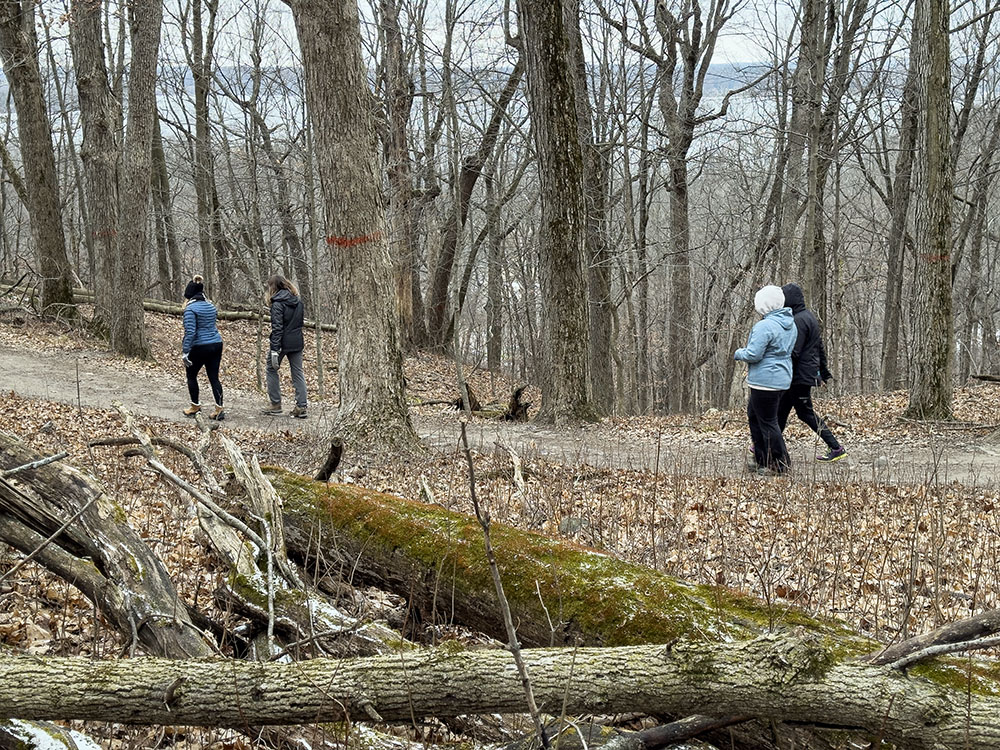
777, 283, 846, 462
261, 274, 308, 418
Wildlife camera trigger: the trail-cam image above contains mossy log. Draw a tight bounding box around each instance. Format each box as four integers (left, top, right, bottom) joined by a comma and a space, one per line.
3, 634, 1000, 749
267, 469, 861, 648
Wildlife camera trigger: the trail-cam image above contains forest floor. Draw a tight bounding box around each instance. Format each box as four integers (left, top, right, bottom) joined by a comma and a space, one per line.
4, 307, 1000, 748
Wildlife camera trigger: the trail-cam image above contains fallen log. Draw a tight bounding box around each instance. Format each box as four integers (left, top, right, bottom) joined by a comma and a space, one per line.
0, 281, 336, 331
0, 431, 214, 659
1, 633, 999, 749
267, 468, 858, 648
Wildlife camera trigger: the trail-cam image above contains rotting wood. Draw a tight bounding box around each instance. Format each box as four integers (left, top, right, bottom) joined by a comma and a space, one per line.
0, 430, 214, 659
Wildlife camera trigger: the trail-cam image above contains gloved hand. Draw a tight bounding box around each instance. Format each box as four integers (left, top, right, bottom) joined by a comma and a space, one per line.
182, 353, 193, 368
269, 350, 280, 370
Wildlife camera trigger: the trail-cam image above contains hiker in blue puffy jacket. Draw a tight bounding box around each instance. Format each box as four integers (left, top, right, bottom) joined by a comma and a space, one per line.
734, 285, 797, 475
181, 275, 225, 420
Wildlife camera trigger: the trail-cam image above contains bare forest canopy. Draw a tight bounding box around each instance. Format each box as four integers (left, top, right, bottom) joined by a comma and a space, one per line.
0, 0, 993, 422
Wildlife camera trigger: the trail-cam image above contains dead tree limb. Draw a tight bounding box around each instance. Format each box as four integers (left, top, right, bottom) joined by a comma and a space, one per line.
3, 634, 1000, 749
0, 430, 215, 659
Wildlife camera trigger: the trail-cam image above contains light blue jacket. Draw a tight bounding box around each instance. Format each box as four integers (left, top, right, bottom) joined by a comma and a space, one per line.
182, 298, 223, 353
734, 307, 797, 390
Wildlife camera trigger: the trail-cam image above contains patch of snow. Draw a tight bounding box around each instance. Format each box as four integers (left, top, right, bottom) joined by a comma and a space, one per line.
3, 720, 103, 750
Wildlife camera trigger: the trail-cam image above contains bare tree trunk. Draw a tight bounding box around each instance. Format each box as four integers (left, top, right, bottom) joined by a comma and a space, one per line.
151, 112, 182, 300
0, 0, 75, 316
112, 0, 161, 358
905, 0, 953, 418
69, 0, 122, 329
486, 169, 503, 371
6, 635, 1000, 750
282, 0, 412, 442
519, 0, 593, 425
881, 59, 918, 391
567, 0, 613, 415
0, 432, 211, 658
426, 58, 524, 350
183, 0, 227, 302
380, 0, 417, 350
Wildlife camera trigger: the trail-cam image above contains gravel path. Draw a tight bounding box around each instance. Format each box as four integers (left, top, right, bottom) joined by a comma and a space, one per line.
3, 343, 999, 487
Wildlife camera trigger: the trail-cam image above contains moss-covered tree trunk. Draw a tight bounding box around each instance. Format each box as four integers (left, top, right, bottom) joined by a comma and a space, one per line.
269, 470, 855, 648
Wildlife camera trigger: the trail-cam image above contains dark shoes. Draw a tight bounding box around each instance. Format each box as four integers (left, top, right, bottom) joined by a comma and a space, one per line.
290, 405, 307, 419
817, 447, 847, 462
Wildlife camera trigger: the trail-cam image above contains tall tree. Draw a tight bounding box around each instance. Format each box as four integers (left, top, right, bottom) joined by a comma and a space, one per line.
0, 0, 75, 316
69, 0, 121, 330
905, 0, 953, 418
517, 0, 595, 424
281, 0, 412, 441
112, 0, 162, 358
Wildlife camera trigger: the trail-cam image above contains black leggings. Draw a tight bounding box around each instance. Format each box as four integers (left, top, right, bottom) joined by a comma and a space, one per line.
777, 383, 840, 450
748, 388, 790, 471
185, 342, 224, 406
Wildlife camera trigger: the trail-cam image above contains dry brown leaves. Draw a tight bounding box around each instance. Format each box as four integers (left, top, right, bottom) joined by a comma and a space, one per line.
4, 310, 1000, 746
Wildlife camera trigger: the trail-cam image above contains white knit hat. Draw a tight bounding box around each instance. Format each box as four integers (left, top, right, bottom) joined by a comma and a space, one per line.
754, 285, 785, 316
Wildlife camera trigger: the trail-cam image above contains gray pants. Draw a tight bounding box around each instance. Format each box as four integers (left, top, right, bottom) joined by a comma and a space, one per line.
266, 349, 307, 408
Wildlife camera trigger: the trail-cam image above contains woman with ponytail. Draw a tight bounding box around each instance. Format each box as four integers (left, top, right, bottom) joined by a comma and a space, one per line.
181, 274, 225, 420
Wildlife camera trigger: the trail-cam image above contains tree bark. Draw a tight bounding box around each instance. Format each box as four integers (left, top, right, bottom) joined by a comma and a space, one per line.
518, 0, 594, 425
880, 57, 918, 391
112, 0, 161, 358
282, 0, 413, 443
0, 0, 75, 316
69, 0, 122, 328
269, 468, 807, 647
4, 633, 1000, 749
905, 0, 953, 418
426, 57, 524, 350
0, 431, 212, 659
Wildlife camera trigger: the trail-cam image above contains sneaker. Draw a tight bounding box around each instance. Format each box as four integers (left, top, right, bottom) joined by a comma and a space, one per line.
817, 446, 847, 463
209, 404, 225, 421
261, 402, 282, 415
183, 403, 201, 417
290, 405, 307, 419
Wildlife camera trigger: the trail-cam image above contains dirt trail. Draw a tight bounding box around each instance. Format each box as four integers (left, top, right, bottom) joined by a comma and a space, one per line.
2, 343, 999, 487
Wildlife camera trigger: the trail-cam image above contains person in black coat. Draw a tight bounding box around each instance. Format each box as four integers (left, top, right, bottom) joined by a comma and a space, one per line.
261, 274, 308, 418
777, 283, 846, 462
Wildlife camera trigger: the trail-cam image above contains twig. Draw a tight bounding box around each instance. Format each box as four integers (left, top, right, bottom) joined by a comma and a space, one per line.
0, 451, 69, 478
887, 635, 1000, 671
460, 421, 549, 749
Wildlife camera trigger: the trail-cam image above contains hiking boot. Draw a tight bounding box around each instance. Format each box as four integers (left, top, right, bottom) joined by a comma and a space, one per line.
261, 402, 282, 415
183, 403, 201, 417
756, 466, 788, 478
817, 446, 847, 462
290, 405, 307, 419
209, 404, 225, 421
